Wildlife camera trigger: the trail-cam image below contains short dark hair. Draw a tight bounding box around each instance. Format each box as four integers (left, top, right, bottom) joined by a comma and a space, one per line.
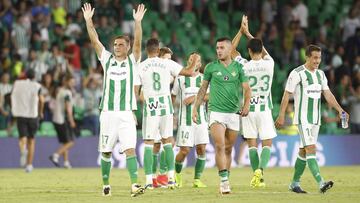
305, 44, 321, 57
247, 38, 263, 54
114, 35, 130, 45
216, 37, 232, 43
146, 38, 160, 53
26, 69, 35, 79
159, 47, 173, 57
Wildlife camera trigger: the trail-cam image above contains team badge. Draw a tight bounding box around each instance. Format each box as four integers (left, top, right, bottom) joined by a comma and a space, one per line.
224, 76, 229, 81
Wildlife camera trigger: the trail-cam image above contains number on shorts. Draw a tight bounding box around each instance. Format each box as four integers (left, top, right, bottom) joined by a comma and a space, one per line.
103, 135, 109, 144
181, 131, 189, 139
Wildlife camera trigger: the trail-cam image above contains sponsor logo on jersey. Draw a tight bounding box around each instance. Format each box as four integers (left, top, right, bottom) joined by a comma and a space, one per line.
148, 101, 167, 110
109, 70, 127, 80
111, 61, 117, 66
305, 84, 322, 99
250, 96, 266, 105
121, 62, 126, 67
231, 71, 237, 77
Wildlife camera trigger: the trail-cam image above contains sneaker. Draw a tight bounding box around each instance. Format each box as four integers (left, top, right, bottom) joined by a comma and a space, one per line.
49, 155, 60, 167
175, 173, 183, 188
168, 178, 176, 189
320, 181, 334, 193
64, 161, 72, 169
145, 184, 154, 190
250, 169, 262, 188
102, 185, 111, 196
152, 178, 159, 188
20, 151, 27, 167
289, 184, 307, 194
219, 181, 231, 195
193, 179, 207, 188
157, 174, 168, 186
131, 184, 145, 197
25, 165, 33, 173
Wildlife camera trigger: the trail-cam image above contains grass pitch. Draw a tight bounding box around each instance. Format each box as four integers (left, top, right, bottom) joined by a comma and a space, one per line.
0, 166, 359, 203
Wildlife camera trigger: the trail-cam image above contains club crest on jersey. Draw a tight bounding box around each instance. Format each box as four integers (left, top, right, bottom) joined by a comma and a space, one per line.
111, 61, 117, 66
224, 76, 229, 81
231, 71, 237, 77
121, 62, 126, 67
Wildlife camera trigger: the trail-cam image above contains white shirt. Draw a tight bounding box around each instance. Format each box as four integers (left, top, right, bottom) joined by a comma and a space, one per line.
11, 79, 41, 118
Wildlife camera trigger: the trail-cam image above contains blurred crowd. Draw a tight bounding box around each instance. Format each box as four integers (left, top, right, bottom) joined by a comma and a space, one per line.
0, 0, 360, 137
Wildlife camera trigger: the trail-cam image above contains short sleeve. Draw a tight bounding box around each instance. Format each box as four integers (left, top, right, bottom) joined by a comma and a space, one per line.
234, 54, 248, 66
203, 64, 212, 81
238, 65, 248, 82
167, 59, 183, 77
171, 77, 180, 96
321, 71, 330, 90
134, 67, 141, 86
285, 70, 301, 93
98, 48, 112, 70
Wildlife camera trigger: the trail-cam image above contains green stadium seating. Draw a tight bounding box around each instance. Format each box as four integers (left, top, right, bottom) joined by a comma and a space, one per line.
0, 130, 7, 137
40, 121, 57, 137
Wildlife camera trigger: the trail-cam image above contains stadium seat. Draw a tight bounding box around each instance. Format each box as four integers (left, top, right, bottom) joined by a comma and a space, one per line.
40, 121, 57, 137
0, 130, 7, 137
80, 129, 93, 137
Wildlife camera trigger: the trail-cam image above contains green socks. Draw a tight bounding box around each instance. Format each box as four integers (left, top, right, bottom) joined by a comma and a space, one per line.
152, 153, 159, 175
194, 155, 206, 179
159, 150, 167, 174
259, 146, 271, 170
144, 145, 154, 175
163, 143, 175, 179
292, 156, 307, 183
175, 161, 183, 173
126, 155, 138, 184
249, 147, 259, 171
219, 169, 229, 182
306, 154, 323, 184
101, 154, 111, 185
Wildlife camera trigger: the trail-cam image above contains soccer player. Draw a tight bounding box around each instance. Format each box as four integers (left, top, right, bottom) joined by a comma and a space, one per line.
49, 75, 76, 169
193, 37, 251, 194
152, 47, 173, 187
82, 3, 146, 197
172, 53, 209, 188
232, 16, 277, 188
137, 38, 199, 190
11, 69, 44, 173
275, 45, 349, 193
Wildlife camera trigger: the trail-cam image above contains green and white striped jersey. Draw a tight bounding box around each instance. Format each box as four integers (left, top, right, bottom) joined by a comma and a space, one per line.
285, 65, 329, 125
138, 57, 182, 117
172, 74, 209, 126
235, 55, 274, 112
98, 49, 139, 111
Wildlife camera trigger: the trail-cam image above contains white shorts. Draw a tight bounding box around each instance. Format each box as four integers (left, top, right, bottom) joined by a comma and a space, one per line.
98, 111, 137, 153
142, 114, 173, 140
298, 124, 320, 148
209, 111, 240, 131
242, 111, 277, 140
176, 124, 209, 147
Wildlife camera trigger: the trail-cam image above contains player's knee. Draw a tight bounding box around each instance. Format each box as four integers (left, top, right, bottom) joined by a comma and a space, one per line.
180, 147, 190, 156
225, 146, 232, 155
196, 146, 206, 156
305, 145, 316, 155
102, 152, 112, 158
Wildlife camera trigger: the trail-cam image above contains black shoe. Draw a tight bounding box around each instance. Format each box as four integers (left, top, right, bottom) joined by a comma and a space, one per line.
131, 184, 145, 197
102, 185, 111, 196
49, 155, 60, 167
320, 181, 334, 193
289, 185, 307, 194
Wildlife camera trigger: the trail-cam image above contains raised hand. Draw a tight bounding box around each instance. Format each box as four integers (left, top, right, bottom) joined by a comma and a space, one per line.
82, 3, 95, 21
133, 4, 147, 22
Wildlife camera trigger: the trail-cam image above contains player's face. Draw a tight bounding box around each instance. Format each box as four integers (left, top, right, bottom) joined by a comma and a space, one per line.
113, 38, 130, 58
307, 51, 321, 70
216, 41, 231, 60
161, 53, 172, 59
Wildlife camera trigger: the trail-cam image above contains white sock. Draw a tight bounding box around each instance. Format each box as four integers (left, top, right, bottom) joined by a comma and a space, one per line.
146, 174, 153, 185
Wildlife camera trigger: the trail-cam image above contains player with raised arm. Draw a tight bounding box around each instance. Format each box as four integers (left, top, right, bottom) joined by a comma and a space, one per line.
172, 52, 209, 188
137, 38, 199, 190
192, 37, 251, 194
232, 16, 277, 188
275, 45, 349, 193
82, 3, 146, 197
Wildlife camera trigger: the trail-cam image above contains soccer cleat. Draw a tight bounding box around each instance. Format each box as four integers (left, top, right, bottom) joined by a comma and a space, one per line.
131, 184, 145, 197
175, 173, 183, 188
168, 178, 176, 189
25, 165, 33, 173
258, 178, 266, 188
152, 178, 159, 188
102, 185, 111, 196
193, 179, 207, 188
219, 181, 231, 195
320, 181, 334, 193
145, 184, 154, 190
49, 155, 60, 167
289, 184, 307, 194
64, 161, 72, 169
250, 169, 263, 188
157, 174, 168, 186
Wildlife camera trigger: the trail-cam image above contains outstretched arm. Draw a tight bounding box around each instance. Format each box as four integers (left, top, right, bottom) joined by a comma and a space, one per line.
192, 80, 209, 123
231, 15, 245, 59
82, 3, 104, 57
133, 4, 146, 62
